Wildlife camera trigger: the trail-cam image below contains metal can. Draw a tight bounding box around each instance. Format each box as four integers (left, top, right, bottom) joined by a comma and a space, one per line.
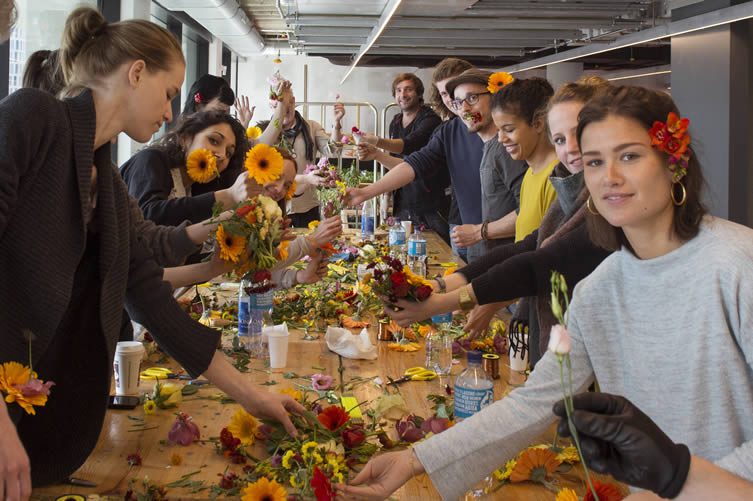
482, 353, 500, 380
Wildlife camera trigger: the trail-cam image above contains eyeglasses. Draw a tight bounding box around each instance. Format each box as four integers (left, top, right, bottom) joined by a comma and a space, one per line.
451, 91, 490, 109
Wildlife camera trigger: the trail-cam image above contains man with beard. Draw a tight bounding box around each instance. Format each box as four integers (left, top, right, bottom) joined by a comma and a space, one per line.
357, 73, 448, 242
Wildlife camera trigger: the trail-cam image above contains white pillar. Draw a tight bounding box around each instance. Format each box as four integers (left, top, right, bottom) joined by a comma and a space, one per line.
208, 37, 224, 77
117, 0, 151, 166
546, 62, 583, 89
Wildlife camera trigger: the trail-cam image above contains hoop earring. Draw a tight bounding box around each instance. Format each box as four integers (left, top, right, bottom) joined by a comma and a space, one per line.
671, 183, 687, 206
586, 196, 599, 215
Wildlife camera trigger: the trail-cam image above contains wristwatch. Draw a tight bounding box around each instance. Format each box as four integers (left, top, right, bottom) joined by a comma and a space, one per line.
434, 275, 447, 293
458, 285, 476, 311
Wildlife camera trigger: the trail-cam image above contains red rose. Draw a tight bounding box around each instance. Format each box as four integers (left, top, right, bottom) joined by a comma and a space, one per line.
235, 205, 252, 217
317, 406, 350, 431
311, 466, 335, 500
342, 425, 366, 449
415, 284, 432, 301
390, 272, 409, 297
351, 126, 360, 133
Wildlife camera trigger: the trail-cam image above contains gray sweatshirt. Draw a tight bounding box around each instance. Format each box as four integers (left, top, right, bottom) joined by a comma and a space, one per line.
414, 216, 753, 499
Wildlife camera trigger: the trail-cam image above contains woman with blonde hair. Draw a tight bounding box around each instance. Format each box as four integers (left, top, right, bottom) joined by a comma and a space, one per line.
0, 7, 303, 497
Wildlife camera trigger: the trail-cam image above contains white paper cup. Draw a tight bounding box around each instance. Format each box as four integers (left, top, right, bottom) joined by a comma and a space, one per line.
401, 220, 412, 236
114, 341, 145, 396
267, 331, 290, 369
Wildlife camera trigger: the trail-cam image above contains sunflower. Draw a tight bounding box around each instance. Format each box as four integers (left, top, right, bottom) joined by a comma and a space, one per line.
492, 458, 517, 482
556, 445, 581, 464
186, 148, 218, 183
555, 488, 579, 501
0, 362, 48, 415
216, 224, 246, 263
285, 181, 297, 201
510, 447, 560, 483
246, 126, 263, 140
277, 240, 290, 261
227, 408, 260, 446
240, 477, 288, 501
308, 220, 320, 231
487, 72, 514, 94
245, 143, 283, 184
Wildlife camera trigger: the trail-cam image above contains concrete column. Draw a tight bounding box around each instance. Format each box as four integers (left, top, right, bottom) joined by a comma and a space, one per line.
117, 0, 151, 167
208, 37, 224, 77
546, 62, 583, 89
671, 20, 753, 226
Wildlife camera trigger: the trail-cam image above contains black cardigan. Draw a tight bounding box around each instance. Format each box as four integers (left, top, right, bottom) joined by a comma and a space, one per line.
0, 88, 220, 483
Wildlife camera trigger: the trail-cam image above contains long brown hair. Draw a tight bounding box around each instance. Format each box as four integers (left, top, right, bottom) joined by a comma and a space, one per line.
576, 85, 707, 251
429, 58, 473, 119
59, 6, 184, 96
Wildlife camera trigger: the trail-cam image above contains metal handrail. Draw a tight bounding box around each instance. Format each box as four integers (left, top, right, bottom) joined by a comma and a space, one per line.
378, 102, 401, 225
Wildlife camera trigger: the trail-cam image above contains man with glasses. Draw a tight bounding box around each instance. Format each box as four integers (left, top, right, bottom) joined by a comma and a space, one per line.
357, 73, 448, 242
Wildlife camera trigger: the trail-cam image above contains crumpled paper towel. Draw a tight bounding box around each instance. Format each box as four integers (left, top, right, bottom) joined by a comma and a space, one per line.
325, 326, 377, 360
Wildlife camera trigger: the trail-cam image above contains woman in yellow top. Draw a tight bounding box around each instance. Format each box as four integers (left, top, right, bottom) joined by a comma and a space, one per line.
492, 77, 559, 241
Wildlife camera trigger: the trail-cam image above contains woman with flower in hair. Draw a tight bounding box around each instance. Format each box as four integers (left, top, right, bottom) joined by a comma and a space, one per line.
121, 110, 255, 226
180, 73, 255, 129
339, 85, 753, 500
0, 6, 304, 494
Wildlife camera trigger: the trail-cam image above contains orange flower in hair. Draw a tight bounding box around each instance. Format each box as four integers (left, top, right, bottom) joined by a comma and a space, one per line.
648, 111, 692, 182
487, 72, 514, 94
186, 148, 218, 183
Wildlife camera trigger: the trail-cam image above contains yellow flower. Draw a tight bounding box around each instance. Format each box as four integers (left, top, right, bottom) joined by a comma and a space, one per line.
288, 474, 301, 488
417, 325, 433, 337
143, 400, 156, 415
170, 453, 183, 466
487, 71, 514, 94
308, 220, 320, 231
227, 408, 260, 446
555, 487, 579, 501
246, 125, 263, 140
186, 148, 218, 183
333, 472, 344, 484
301, 441, 318, 459
278, 387, 302, 402
443, 266, 457, 277
241, 477, 288, 501
492, 459, 517, 482
245, 143, 284, 184
312, 451, 323, 464
0, 362, 48, 415
277, 240, 290, 261
556, 446, 581, 464
285, 181, 297, 201
282, 450, 296, 469
216, 224, 246, 263
402, 265, 431, 288
387, 342, 421, 352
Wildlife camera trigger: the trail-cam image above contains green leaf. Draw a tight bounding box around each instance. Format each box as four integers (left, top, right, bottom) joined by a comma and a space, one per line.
181, 385, 199, 396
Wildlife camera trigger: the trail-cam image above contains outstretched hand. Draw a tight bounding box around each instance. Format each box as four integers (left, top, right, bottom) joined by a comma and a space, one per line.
335, 449, 424, 500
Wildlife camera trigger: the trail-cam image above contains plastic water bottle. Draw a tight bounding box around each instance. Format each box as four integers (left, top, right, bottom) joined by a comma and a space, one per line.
237, 277, 251, 344
361, 199, 375, 239
388, 219, 406, 260
426, 313, 453, 375
247, 291, 273, 358
407, 228, 427, 277
454, 350, 494, 421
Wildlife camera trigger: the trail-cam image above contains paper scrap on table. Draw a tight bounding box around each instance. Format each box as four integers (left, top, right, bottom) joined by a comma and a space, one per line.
439, 262, 458, 267
325, 327, 377, 360
340, 396, 363, 418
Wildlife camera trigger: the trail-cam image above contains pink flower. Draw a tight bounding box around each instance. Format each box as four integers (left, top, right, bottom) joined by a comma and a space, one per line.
16, 378, 55, 397
340, 135, 350, 144
304, 163, 319, 175
167, 412, 201, 446
396, 415, 425, 443
420, 416, 451, 435
548, 324, 572, 355
317, 156, 330, 169
311, 374, 334, 391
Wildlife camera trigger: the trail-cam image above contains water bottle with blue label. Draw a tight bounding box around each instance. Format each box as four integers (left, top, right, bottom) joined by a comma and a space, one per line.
247, 290, 274, 358
407, 228, 427, 277
388, 219, 406, 259
426, 313, 453, 375
237, 277, 251, 340
361, 199, 375, 239
454, 350, 494, 421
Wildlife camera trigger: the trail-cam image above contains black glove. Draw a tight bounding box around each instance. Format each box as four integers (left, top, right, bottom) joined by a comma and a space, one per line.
552, 392, 691, 499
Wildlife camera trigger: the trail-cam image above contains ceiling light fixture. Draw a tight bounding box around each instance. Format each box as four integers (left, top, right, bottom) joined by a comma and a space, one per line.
502, 1, 753, 74
340, 0, 403, 84
607, 69, 672, 81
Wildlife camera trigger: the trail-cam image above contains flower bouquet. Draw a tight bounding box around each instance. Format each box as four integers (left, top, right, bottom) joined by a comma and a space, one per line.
267, 70, 286, 108
305, 158, 348, 218
365, 255, 433, 304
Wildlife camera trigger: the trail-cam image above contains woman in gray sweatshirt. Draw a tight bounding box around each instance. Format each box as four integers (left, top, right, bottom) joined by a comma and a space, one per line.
339, 86, 753, 500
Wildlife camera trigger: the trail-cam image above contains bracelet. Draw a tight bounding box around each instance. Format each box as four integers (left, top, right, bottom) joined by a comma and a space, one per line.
480, 221, 490, 241
434, 275, 447, 293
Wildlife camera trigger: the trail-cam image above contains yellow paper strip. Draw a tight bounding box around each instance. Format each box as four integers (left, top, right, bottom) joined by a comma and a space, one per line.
340, 396, 363, 418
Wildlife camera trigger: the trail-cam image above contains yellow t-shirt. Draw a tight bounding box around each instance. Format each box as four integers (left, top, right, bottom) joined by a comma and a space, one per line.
514, 159, 559, 242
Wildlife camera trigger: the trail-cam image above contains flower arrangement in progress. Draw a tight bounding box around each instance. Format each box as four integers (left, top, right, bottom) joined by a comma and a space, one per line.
304, 157, 350, 218
365, 255, 433, 303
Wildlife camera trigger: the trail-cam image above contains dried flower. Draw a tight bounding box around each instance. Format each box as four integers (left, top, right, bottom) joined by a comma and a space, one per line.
127, 453, 142, 467
167, 412, 200, 446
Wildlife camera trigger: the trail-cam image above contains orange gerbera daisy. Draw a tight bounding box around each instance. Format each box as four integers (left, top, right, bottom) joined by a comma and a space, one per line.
285, 181, 297, 201
583, 481, 625, 501
186, 148, 218, 183
487, 72, 514, 94
241, 477, 288, 501
246, 126, 263, 140
245, 143, 283, 184
216, 224, 246, 263
510, 447, 561, 483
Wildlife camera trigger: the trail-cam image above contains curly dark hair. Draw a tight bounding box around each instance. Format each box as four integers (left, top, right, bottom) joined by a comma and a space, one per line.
181, 74, 235, 116
576, 85, 707, 252
153, 110, 249, 175
491, 77, 554, 126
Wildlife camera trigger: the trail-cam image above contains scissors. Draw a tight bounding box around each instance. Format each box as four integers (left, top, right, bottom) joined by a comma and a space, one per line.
388, 367, 438, 385
140, 367, 191, 380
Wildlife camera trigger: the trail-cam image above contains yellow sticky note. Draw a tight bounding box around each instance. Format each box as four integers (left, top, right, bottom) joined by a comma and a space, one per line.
439, 262, 458, 268
340, 396, 362, 418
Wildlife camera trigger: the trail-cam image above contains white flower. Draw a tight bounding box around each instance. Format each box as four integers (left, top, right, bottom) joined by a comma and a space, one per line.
548, 324, 572, 355
258, 195, 282, 221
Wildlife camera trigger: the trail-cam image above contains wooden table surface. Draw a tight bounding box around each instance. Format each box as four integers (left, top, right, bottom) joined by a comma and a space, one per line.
34, 231, 620, 500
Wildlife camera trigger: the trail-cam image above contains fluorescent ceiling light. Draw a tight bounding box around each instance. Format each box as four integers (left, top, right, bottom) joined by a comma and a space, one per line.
607, 69, 672, 81
502, 1, 753, 74
340, 0, 403, 85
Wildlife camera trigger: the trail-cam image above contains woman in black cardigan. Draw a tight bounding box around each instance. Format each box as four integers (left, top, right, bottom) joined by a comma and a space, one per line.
0, 7, 303, 496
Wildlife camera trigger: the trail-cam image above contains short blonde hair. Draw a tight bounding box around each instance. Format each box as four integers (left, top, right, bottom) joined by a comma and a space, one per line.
60, 6, 184, 95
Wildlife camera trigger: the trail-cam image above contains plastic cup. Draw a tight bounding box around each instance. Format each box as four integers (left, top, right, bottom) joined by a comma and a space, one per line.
401, 220, 412, 236
114, 341, 145, 396
267, 331, 290, 369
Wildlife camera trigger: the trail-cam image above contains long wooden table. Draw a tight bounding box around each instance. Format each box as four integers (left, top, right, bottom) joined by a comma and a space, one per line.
34, 231, 621, 500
